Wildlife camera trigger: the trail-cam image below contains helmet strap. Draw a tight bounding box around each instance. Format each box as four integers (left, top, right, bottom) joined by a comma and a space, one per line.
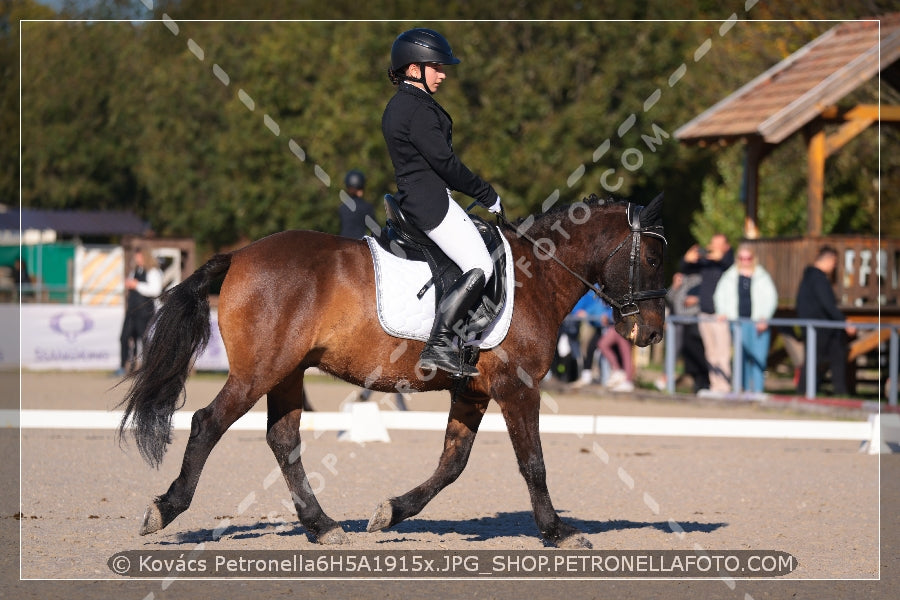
403, 62, 434, 94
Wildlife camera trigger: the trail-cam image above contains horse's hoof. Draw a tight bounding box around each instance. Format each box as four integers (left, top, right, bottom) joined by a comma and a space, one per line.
558, 533, 592, 549
317, 525, 349, 545
139, 503, 163, 535
366, 500, 394, 532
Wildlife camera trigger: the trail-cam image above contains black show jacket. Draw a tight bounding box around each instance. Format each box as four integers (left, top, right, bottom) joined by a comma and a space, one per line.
382, 82, 497, 231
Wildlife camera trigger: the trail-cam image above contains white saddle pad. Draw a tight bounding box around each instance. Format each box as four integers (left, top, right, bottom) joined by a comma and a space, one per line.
365, 235, 515, 349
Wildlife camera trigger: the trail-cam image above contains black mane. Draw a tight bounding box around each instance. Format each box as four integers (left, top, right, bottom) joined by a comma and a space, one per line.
511, 194, 628, 239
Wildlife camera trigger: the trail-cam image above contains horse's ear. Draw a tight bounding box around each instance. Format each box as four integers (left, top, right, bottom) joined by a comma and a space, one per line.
642, 192, 664, 227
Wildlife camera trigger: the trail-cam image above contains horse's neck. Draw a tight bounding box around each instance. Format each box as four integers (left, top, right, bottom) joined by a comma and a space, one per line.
509, 205, 623, 324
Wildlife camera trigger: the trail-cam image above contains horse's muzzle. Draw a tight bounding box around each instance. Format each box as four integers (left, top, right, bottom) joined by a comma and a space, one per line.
615, 318, 663, 347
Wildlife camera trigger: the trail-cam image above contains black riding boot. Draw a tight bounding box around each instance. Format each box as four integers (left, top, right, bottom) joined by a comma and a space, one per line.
419, 268, 486, 377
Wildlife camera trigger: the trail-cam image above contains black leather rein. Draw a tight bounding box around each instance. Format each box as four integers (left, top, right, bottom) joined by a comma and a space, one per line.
495, 201, 667, 317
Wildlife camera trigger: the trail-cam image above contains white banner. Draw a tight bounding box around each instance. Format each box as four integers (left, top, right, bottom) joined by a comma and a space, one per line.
8, 304, 229, 372
193, 312, 229, 372
18, 304, 121, 370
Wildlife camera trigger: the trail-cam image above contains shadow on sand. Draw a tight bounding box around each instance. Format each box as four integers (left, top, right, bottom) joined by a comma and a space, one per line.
155, 510, 727, 546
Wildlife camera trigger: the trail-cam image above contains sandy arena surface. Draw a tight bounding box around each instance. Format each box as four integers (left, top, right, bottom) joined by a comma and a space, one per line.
4, 371, 900, 599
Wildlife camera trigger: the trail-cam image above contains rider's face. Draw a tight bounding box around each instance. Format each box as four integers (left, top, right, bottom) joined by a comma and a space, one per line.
424, 63, 446, 93
408, 62, 446, 93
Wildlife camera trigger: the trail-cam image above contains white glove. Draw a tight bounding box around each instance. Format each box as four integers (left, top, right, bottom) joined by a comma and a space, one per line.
487, 196, 502, 214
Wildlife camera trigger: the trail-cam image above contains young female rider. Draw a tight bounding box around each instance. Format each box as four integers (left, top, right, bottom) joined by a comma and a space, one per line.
382, 28, 502, 377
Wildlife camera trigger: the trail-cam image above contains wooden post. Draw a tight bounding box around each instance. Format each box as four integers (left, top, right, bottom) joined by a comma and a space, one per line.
806, 120, 825, 237
742, 137, 767, 240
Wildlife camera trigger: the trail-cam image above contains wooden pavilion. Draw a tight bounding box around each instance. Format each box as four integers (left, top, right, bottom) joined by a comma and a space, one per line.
675, 15, 900, 388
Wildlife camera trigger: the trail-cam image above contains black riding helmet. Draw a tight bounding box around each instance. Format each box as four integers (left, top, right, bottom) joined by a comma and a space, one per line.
344, 169, 366, 190
388, 28, 460, 92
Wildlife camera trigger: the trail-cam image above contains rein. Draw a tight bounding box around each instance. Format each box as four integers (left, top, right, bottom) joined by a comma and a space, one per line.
494, 202, 667, 317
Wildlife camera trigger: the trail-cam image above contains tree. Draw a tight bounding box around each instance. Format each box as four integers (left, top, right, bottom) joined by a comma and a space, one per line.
0, 0, 56, 205
8, 2, 894, 263
20, 20, 144, 210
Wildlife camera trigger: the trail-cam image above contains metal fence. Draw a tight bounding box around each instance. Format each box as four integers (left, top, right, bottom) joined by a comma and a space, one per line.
0, 283, 75, 304
664, 315, 899, 406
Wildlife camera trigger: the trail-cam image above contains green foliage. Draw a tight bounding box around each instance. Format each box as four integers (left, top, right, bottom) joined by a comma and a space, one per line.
5, 0, 893, 264
0, 0, 58, 204
19, 20, 146, 212
690, 151, 745, 248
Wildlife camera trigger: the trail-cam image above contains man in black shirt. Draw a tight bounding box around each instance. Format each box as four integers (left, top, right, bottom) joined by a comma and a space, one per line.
117, 248, 163, 376
795, 245, 856, 395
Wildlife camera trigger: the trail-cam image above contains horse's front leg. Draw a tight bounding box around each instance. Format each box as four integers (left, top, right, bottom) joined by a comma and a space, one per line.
499, 386, 592, 549
367, 390, 489, 532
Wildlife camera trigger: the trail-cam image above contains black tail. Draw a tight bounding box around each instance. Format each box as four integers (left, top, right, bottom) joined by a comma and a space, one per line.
117, 253, 233, 468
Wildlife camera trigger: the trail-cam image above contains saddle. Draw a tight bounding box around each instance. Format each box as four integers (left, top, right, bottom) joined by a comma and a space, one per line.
375, 194, 508, 340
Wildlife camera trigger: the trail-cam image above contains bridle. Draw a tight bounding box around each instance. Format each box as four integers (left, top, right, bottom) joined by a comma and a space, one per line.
597, 202, 668, 316
496, 199, 668, 318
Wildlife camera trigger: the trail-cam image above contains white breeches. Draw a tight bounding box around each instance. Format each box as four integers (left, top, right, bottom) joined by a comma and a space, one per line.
425, 198, 494, 279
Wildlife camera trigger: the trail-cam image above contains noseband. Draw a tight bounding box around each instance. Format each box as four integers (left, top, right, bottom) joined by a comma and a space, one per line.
595, 203, 668, 317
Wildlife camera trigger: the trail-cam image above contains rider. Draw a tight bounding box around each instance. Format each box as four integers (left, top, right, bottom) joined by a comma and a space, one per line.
338, 169, 376, 239
382, 27, 502, 377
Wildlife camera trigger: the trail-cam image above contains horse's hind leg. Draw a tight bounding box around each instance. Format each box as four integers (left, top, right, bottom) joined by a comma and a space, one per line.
266, 369, 348, 544
367, 392, 489, 532
499, 387, 591, 549
140, 375, 258, 535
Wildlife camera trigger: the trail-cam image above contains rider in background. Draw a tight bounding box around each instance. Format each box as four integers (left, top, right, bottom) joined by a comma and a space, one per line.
338, 169, 377, 239
382, 28, 503, 377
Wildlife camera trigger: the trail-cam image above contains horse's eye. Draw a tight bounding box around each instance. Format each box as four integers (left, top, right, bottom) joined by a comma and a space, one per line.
647, 256, 659, 268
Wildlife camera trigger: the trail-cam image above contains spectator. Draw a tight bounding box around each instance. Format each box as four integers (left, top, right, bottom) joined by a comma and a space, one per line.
596, 299, 635, 392
569, 291, 607, 387
682, 233, 734, 394
795, 245, 856, 396
338, 169, 377, 239
666, 271, 708, 392
12, 257, 32, 300
713, 244, 778, 393
550, 322, 581, 384
117, 248, 163, 377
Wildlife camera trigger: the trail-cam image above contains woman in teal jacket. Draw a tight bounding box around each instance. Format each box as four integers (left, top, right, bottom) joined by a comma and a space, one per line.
713, 244, 779, 393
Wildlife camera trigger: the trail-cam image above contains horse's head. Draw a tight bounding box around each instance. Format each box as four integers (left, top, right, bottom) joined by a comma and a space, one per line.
594, 193, 667, 347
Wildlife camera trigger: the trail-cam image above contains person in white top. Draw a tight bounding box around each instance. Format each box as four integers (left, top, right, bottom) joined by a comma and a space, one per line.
117, 247, 163, 376
713, 244, 778, 393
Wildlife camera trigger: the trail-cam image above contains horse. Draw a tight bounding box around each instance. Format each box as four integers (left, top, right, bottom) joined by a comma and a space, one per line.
117, 192, 666, 549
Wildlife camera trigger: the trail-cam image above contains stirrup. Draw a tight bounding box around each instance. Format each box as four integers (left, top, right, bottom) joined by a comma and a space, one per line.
419, 345, 479, 378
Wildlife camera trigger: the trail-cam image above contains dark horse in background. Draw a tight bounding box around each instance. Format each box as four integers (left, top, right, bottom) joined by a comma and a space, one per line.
118, 193, 666, 549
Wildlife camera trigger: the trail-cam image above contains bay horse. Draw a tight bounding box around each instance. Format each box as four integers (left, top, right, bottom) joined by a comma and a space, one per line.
118, 193, 666, 549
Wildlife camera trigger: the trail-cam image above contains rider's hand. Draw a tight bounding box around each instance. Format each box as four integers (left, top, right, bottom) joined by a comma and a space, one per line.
488, 196, 503, 214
